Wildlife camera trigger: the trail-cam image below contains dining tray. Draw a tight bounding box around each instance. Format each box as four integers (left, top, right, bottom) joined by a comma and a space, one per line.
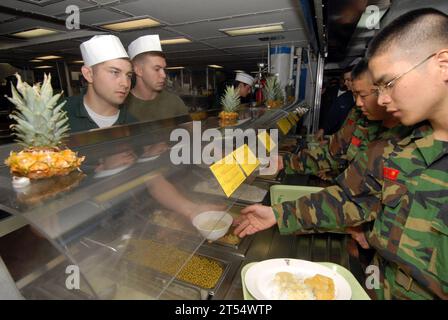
241, 261, 370, 300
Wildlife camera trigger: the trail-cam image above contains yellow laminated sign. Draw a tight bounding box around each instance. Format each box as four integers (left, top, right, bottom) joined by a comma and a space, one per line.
288, 112, 299, 124
210, 153, 246, 197
257, 131, 276, 153
232, 144, 260, 176
291, 112, 300, 122
277, 118, 292, 135
287, 113, 296, 125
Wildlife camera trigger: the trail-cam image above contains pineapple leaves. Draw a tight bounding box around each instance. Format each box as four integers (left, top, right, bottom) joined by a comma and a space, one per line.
263, 76, 284, 101
220, 85, 240, 113
40, 73, 53, 101
6, 73, 70, 148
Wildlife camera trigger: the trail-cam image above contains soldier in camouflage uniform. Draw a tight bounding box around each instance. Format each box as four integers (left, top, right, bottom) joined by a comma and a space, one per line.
282, 107, 365, 177
364, 8, 448, 299
235, 9, 448, 299
281, 60, 385, 179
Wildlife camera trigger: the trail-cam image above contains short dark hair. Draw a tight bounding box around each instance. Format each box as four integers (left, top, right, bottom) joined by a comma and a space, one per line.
367, 8, 448, 59
233, 80, 248, 88
351, 58, 369, 80
343, 65, 354, 75
133, 51, 166, 64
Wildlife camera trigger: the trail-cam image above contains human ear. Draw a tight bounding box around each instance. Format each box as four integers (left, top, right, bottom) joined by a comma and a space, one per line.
436, 49, 448, 81
133, 61, 144, 77
81, 65, 94, 83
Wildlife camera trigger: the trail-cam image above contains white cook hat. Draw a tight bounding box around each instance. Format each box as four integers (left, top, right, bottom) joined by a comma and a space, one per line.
80, 35, 129, 67
128, 35, 162, 60
235, 72, 254, 86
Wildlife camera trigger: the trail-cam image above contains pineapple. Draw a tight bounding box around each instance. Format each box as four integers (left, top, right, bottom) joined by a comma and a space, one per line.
219, 85, 240, 127
4, 73, 84, 180
263, 76, 284, 108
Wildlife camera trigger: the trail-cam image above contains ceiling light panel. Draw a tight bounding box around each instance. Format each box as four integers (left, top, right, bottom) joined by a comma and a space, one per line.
12, 28, 58, 39
35, 55, 62, 60
101, 17, 161, 31
221, 23, 284, 36
160, 38, 191, 45
208, 65, 223, 69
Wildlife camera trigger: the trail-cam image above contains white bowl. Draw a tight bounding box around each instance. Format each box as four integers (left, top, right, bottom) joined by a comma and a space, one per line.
192, 211, 233, 241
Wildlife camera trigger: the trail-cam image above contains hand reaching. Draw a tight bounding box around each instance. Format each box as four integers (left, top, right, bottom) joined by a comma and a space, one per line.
346, 226, 370, 249
275, 155, 284, 171
317, 171, 332, 181
233, 204, 277, 238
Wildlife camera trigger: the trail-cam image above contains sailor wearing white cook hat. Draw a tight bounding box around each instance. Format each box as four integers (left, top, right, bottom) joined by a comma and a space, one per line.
80, 34, 129, 67
128, 34, 163, 60
62, 34, 135, 132
235, 72, 254, 98
235, 72, 254, 86
125, 35, 189, 122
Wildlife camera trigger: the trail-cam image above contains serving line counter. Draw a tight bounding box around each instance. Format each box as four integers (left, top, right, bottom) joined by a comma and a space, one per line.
0, 101, 353, 300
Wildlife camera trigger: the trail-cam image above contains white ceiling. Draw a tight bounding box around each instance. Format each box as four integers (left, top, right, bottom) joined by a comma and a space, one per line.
0, 0, 309, 72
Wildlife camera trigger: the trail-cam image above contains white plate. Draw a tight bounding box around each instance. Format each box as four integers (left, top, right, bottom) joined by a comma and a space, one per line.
93, 164, 132, 179
244, 258, 352, 300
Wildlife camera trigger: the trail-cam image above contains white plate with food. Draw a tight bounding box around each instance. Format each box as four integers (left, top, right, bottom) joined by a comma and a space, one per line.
244, 258, 352, 300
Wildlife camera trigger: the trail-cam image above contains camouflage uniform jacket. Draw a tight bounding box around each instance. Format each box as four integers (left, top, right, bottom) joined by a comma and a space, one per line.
283, 108, 382, 176
273, 123, 448, 299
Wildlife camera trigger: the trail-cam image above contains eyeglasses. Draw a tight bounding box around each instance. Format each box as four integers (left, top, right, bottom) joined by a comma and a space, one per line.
374, 53, 436, 96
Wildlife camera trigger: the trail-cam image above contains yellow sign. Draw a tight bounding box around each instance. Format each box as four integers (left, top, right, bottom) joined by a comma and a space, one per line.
210, 153, 246, 197
291, 112, 300, 122
257, 131, 276, 153
277, 118, 292, 135
287, 114, 296, 125
232, 144, 260, 176
288, 112, 299, 124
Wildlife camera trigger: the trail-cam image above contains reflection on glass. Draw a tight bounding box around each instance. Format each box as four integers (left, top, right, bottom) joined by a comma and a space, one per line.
138, 142, 169, 162
94, 148, 137, 179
